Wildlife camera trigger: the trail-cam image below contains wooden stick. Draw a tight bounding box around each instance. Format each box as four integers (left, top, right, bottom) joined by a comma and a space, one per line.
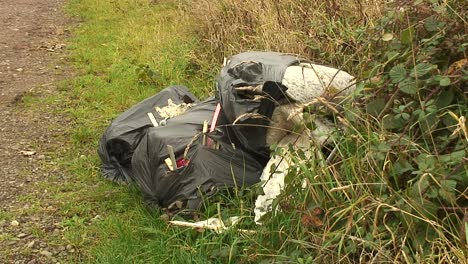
164, 157, 174, 171
167, 145, 177, 170
202, 120, 208, 146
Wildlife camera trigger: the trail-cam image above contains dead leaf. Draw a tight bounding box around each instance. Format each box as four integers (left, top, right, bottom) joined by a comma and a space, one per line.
447, 58, 467, 75
301, 213, 323, 228
382, 33, 394, 42
301, 207, 325, 228
311, 207, 324, 215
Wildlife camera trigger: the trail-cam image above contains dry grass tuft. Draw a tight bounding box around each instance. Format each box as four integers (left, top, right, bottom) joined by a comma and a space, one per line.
189, 0, 384, 72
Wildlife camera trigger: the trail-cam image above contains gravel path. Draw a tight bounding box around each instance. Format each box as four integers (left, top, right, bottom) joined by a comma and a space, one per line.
0, 0, 75, 262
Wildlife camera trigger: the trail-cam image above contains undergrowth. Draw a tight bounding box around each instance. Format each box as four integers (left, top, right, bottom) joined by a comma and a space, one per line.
188, 0, 467, 262
40, 0, 468, 263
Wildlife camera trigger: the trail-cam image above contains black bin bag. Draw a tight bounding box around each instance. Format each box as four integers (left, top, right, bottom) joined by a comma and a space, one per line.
131, 98, 264, 209
216, 52, 307, 164
98, 85, 198, 182
97, 52, 313, 211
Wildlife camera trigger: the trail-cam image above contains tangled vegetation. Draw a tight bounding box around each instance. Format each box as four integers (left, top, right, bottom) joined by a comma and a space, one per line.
189, 0, 467, 262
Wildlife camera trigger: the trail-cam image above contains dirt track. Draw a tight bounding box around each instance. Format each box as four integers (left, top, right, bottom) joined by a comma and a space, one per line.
0, 0, 74, 262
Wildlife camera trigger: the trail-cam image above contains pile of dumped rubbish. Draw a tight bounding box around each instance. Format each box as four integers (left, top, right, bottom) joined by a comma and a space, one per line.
98, 51, 355, 224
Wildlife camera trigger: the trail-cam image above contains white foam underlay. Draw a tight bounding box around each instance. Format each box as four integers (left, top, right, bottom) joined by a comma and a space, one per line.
282, 63, 355, 103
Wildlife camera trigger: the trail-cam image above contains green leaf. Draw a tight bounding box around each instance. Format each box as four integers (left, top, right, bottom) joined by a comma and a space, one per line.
410, 63, 434, 78
375, 142, 391, 152
412, 176, 430, 198
434, 89, 454, 108
419, 113, 437, 134
366, 97, 386, 115
439, 179, 457, 203
439, 76, 451, 86
424, 17, 439, 32
416, 154, 436, 171
210, 246, 237, 259
305, 121, 316, 131
392, 160, 414, 175
439, 150, 466, 164
401, 26, 415, 44
383, 114, 405, 129
373, 151, 386, 161
389, 64, 407, 83
385, 51, 400, 61
426, 187, 438, 198
297, 149, 307, 160
367, 64, 382, 78
408, 196, 438, 222
442, 113, 458, 128
398, 78, 418, 94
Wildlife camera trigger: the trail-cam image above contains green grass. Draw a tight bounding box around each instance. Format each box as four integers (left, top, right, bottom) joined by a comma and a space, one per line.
39, 0, 221, 262
20, 0, 466, 263
0, 210, 13, 222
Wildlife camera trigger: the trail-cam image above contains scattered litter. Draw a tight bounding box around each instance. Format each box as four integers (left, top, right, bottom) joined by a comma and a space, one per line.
19, 150, 36, 156
202, 120, 208, 145
166, 145, 177, 170
10, 220, 19, 226
169, 216, 240, 234
92, 215, 102, 221
155, 98, 193, 119
254, 133, 313, 224
282, 63, 355, 104
210, 103, 221, 133
39, 42, 66, 52
98, 52, 355, 218
17, 233, 28, 238
164, 157, 174, 171
40, 250, 53, 257
147, 112, 159, 127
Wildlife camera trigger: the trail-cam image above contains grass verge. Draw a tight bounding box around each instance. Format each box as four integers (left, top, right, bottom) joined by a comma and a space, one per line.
41, 0, 222, 262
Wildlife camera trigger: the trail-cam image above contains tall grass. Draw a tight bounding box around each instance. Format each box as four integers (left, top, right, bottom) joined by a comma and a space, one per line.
189, 0, 385, 74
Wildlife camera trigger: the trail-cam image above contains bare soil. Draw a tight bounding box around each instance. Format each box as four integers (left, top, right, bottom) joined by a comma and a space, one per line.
0, 0, 75, 262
